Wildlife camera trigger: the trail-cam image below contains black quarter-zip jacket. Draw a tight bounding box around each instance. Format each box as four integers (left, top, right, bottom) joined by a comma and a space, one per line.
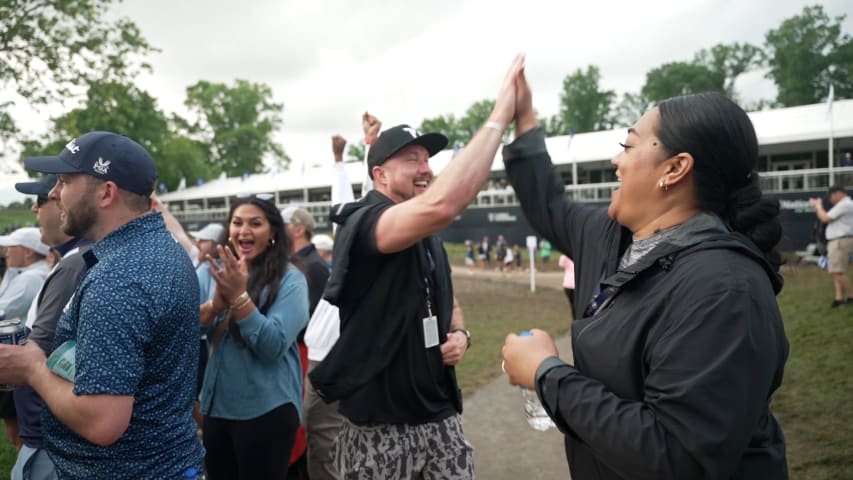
504, 128, 789, 480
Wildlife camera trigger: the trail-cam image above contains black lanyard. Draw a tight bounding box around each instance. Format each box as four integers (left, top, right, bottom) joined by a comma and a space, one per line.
424, 246, 435, 318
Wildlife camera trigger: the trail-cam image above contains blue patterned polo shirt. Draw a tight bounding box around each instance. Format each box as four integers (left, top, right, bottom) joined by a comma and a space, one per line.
42, 212, 204, 479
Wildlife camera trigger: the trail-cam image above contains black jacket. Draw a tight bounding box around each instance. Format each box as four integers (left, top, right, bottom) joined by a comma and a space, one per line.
504, 128, 789, 480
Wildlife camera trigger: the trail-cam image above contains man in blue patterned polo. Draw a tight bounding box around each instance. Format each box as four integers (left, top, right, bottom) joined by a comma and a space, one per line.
0, 132, 204, 479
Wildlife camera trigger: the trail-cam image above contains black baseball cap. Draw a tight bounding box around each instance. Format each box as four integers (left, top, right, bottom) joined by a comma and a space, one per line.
14, 174, 57, 196
366, 125, 448, 179
23, 132, 158, 196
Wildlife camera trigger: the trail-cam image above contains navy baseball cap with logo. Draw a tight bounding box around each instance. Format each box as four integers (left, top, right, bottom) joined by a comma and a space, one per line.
23, 131, 158, 196
14, 174, 57, 196
366, 125, 448, 179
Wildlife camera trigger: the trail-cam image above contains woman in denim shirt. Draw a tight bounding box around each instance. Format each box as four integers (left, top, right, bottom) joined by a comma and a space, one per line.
198, 196, 309, 479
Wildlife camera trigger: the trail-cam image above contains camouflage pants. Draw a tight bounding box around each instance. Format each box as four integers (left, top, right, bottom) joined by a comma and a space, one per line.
333, 414, 474, 479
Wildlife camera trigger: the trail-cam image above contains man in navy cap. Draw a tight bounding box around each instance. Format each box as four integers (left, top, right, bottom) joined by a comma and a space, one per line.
8, 174, 91, 480
0, 132, 204, 478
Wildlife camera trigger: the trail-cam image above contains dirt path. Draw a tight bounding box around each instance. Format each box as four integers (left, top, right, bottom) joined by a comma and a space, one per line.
453, 268, 573, 479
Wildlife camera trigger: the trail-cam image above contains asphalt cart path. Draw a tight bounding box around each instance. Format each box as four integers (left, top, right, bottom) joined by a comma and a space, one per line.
455, 268, 573, 479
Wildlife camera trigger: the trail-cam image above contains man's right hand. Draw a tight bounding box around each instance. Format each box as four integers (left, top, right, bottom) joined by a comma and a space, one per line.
332, 134, 347, 163
362, 112, 381, 141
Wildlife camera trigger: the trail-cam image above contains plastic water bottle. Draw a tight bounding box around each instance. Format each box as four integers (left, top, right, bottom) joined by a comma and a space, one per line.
519, 331, 556, 431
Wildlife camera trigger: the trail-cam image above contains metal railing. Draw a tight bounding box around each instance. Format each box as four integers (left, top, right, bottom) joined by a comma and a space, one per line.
168, 167, 853, 223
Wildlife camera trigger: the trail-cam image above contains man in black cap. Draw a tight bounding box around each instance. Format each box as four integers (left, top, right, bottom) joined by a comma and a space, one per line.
9, 174, 91, 480
310, 54, 523, 479
0, 131, 204, 478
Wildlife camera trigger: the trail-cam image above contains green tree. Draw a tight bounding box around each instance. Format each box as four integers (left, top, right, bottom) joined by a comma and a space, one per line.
19, 81, 210, 190
419, 114, 464, 146
764, 5, 853, 106
0, 0, 156, 140
184, 79, 288, 176
458, 99, 497, 141
641, 62, 724, 103
538, 114, 564, 137
555, 66, 616, 134
614, 92, 652, 127
693, 42, 765, 99
346, 140, 365, 163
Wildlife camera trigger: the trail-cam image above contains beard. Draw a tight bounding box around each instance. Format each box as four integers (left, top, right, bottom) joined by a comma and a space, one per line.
62, 196, 98, 239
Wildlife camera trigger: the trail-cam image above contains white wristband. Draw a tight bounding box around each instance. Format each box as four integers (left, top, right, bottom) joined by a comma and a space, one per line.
484, 121, 504, 133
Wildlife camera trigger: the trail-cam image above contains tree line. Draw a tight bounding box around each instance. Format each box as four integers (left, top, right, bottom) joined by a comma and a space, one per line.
1, 2, 850, 189
421, 5, 852, 146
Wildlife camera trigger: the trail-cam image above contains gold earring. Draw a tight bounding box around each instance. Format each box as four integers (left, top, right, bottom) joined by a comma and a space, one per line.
658, 179, 668, 192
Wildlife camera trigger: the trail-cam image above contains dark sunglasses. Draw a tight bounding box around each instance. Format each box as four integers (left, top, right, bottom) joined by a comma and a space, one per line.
236, 192, 275, 202
36, 195, 50, 208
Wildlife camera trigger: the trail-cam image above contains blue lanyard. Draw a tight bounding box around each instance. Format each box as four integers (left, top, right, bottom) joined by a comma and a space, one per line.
582, 286, 620, 318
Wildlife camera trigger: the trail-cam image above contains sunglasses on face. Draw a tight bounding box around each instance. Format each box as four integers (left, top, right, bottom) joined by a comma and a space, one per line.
36, 195, 50, 208
236, 192, 275, 202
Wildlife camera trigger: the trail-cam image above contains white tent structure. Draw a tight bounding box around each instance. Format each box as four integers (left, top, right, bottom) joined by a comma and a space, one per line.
160, 98, 853, 250
161, 98, 853, 205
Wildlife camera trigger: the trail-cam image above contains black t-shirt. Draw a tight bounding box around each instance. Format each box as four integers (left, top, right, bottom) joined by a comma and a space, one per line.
338, 202, 456, 425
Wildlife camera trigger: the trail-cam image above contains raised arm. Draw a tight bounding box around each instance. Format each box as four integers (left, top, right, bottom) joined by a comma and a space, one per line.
374, 54, 525, 253
331, 134, 355, 206
360, 112, 381, 196
151, 194, 197, 262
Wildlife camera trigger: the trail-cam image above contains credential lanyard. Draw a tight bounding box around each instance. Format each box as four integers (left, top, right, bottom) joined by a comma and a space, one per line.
582, 285, 620, 318
423, 246, 436, 317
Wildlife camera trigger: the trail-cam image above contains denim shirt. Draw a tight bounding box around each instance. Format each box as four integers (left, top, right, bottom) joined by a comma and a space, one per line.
198, 265, 309, 420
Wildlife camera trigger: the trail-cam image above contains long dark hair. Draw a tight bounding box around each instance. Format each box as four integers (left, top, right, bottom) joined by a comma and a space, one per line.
656, 92, 783, 270
224, 197, 298, 345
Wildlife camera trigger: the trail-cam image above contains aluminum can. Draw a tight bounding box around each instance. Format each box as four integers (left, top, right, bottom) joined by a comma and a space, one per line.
0, 318, 29, 390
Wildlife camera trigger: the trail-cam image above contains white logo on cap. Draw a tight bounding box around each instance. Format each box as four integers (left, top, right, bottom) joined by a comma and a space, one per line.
65, 139, 80, 154
93, 157, 110, 175
403, 127, 419, 138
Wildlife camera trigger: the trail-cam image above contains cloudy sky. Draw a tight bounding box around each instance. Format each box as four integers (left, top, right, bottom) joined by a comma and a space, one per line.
2, 0, 851, 205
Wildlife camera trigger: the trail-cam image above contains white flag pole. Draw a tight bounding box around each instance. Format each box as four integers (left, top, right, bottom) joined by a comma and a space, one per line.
827, 84, 835, 186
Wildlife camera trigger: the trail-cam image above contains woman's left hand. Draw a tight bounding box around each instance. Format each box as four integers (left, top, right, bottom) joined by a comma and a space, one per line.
502, 329, 558, 389
208, 245, 249, 303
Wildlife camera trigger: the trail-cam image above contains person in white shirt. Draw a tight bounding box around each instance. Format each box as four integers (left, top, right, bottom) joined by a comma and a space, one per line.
0, 227, 50, 451
0, 228, 50, 320
809, 186, 853, 307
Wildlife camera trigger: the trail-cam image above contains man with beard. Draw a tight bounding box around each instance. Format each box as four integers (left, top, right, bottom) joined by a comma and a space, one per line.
309, 54, 524, 479
0, 132, 204, 479
9, 174, 91, 479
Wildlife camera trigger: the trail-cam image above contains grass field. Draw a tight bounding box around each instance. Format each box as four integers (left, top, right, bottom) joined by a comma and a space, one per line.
772, 265, 853, 479
0, 245, 850, 478
0, 206, 37, 233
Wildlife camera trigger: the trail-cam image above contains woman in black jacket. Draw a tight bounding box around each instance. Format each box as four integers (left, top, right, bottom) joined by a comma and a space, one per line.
501, 70, 789, 479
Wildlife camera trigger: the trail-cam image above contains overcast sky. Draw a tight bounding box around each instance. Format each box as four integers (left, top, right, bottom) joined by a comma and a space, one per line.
2, 0, 851, 205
